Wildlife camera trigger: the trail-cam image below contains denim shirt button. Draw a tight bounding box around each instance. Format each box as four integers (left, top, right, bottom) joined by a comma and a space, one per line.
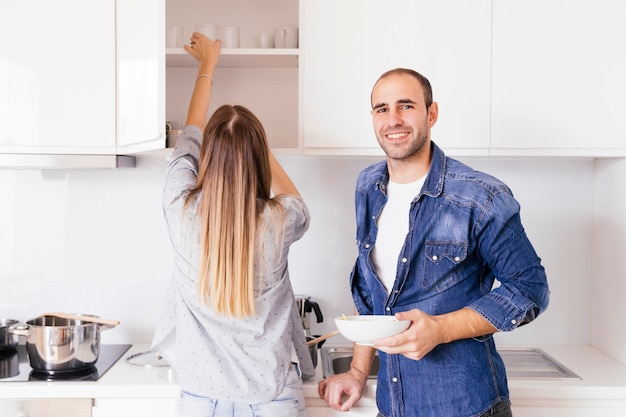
401, 257, 408, 263
454, 256, 460, 262
392, 377, 398, 383
365, 243, 370, 249
432, 255, 438, 261
511, 319, 517, 325
386, 307, 391, 312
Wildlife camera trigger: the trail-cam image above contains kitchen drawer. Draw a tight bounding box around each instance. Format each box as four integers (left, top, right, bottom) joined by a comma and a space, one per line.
0, 398, 92, 417
92, 398, 176, 417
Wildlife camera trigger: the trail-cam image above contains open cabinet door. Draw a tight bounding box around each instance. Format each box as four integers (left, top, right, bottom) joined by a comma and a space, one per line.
116, 0, 166, 153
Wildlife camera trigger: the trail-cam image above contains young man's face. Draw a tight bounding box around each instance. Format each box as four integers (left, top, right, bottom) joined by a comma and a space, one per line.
371, 73, 437, 162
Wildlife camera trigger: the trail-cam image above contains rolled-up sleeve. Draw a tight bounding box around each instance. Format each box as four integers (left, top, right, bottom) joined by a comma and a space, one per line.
468, 192, 550, 332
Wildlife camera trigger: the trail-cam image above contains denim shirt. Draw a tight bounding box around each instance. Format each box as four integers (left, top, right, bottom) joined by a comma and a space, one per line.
350, 142, 549, 417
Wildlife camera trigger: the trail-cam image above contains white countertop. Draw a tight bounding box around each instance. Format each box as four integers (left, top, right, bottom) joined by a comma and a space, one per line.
2, 344, 626, 409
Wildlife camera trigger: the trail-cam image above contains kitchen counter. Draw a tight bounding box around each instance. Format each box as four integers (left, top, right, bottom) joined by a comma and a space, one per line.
2, 344, 626, 411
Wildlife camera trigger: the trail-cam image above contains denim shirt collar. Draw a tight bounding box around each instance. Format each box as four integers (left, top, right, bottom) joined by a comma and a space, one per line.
371, 141, 446, 199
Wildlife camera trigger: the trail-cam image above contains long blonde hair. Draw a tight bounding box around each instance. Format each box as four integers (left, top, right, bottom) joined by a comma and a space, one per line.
186, 105, 276, 318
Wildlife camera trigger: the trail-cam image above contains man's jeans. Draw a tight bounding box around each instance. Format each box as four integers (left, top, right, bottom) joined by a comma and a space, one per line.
480, 400, 513, 417
376, 400, 513, 417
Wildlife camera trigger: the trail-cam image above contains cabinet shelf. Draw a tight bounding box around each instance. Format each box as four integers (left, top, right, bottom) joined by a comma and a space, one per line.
166, 48, 299, 68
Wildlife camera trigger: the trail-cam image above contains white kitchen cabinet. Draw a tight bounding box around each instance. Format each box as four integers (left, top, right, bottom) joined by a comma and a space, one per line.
512, 404, 626, 417
92, 398, 176, 417
0, 0, 116, 155
301, 0, 492, 156
164, 0, 301, 152
0, 0, 166, 159
116, 0, 166, 154
307, 407, 377, 417
0, 399, 92, 417
491, 0, 626, 157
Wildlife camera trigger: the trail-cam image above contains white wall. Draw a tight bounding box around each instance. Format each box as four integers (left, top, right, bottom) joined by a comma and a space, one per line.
0, 154, 595, 349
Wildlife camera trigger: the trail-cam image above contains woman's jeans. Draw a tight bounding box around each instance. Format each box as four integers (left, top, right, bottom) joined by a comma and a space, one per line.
176, 367, 306, 417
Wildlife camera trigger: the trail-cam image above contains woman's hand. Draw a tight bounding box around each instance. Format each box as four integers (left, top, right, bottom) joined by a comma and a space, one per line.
184, 33, 221, 129
184, 32, 221, 69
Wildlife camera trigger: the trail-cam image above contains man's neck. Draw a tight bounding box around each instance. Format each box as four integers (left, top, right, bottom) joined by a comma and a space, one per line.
387, 148, 432, 184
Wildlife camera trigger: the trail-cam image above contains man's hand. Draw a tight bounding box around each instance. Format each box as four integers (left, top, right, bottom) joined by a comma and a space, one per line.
374, 308, 497, 360
318, 367, 370, 412
318, 344, 375, 411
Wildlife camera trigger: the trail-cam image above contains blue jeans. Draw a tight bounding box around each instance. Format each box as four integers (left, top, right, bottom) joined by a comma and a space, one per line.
176, 367, 306, 417
479, 400, 513, 417
376, 400, 512, 417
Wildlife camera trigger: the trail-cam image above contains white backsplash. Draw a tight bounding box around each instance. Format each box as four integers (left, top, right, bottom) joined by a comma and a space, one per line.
0, 154, 595, 348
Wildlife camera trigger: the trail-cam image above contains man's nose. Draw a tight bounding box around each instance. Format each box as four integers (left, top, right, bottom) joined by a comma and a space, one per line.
387, 108, 403, 126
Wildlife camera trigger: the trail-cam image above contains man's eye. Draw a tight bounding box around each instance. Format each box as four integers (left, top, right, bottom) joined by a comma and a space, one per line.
401, 104, 414, 110
376, 108, 388, 114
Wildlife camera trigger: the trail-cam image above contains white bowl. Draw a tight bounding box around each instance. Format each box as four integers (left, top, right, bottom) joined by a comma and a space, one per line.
335, 315, 410, 346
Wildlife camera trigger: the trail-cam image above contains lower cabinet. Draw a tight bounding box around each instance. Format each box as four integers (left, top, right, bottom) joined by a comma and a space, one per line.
92, 399, 373, 417
512, 404, 626, 417
307, 407, 377, 417
92, 398, 176, 417
308, 405, 626, 417
0, 399, 93, 417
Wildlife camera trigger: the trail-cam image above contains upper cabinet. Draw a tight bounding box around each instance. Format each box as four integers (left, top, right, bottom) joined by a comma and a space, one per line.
2, 0, 624, 161
116, 0, 166, 154
0, 0, 164, 163
491, 0, 626, 157
164, 0, 301, 152
0, 0, 116, 155
301, 0, 493, 156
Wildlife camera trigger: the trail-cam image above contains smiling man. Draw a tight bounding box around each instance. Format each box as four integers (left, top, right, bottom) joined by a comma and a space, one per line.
318, 68, 550, 417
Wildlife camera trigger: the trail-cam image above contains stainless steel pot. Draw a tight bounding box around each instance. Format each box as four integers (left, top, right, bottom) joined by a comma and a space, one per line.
8, 314, 116, 372
0, 348, 19, 378
0, 318, 19, 352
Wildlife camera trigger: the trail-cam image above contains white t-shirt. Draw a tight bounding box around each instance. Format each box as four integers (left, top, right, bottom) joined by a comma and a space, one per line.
372, 176, 426, 293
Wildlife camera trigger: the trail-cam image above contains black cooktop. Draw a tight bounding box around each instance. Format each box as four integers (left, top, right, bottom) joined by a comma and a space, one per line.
0, 344, 131, 382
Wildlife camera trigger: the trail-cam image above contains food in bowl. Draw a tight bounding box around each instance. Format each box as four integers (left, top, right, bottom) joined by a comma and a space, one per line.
335, 315, 410, 346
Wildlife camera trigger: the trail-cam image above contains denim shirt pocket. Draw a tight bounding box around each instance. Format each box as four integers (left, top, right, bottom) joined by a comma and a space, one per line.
423, 241, 468, 292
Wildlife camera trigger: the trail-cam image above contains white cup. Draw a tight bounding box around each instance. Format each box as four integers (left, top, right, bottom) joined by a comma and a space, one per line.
274, 26, 298, 48
166, 26, 183, 48
196, 23, 220, 41
222, 26, 240, 48
256, 32, 274, 48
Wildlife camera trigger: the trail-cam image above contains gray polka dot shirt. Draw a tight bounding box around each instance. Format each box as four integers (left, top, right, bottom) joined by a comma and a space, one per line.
152, 125, 314, 402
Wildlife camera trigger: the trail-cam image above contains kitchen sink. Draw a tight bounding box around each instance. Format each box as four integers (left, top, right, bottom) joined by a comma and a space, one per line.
498, 347, 581, 380
321, 346, 581, 380
321, 347, 380, 379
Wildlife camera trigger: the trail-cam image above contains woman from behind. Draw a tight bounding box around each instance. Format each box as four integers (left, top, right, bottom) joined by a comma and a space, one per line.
153, 32, 313, 417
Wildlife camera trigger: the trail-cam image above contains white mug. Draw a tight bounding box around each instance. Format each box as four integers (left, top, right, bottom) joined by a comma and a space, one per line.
222, 26, 240, 48
196, 23, 220, 41
166, 26, 183, 48
256, 32, 274, 48
274, 26, 298, 48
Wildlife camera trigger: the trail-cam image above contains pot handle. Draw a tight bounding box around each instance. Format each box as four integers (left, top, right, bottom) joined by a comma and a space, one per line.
98, 323, 118, 331
8, 323, 29, 337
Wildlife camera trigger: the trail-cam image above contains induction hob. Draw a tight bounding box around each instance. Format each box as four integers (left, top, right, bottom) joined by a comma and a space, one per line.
0, 344, 131, 382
